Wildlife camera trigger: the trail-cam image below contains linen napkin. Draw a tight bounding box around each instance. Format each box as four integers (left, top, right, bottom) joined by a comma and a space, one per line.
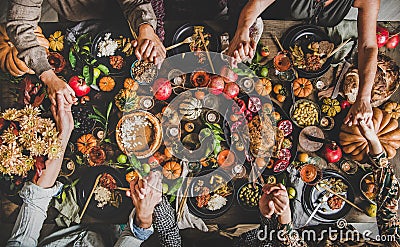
175, 164, 208, 232
52, 185, 81, 227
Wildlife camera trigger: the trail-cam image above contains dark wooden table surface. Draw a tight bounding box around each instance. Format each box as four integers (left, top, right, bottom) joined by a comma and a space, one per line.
1, 20, 400, 236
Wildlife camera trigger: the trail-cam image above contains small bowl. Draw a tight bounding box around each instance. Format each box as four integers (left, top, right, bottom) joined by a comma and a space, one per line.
130, 60, 158, 85
339, 159, 358, 175
360, 172, 377, 204
237, 182, 263, 211
290, 99, 321, 128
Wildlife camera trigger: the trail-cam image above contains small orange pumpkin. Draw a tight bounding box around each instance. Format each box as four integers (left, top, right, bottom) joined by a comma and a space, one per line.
123, 78, 139, 91
162, 161, 182, 179
125, 170, 141, 183
255, 78, 272, 96
293, 78, 313, 98
76, 134, 97, 154
99, 76, 115, 92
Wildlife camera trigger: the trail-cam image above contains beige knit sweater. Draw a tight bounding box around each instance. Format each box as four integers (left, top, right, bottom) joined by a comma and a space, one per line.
6, 0, 157, 75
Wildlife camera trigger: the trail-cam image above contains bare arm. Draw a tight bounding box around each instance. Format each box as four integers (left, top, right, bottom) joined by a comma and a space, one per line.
345, 0, 380, 126
227, 0, 275, 63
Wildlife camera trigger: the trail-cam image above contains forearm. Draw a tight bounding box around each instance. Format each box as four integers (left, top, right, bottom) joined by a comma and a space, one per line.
355, 1, 379, 101
6, 182, 63, 247
117, 0, 157, 34
36, 131, 70, 188
236, 0, 274, 32
6, 0, 52, 76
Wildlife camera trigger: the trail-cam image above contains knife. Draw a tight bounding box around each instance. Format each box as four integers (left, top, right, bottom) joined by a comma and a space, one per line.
331, 39, 358, 99
304, 191, 330, 226
305, 134, 334, 145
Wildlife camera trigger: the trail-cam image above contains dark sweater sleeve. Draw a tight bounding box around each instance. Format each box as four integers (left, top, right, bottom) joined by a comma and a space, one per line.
6, 0, 52, 76
117, 0, 157, 34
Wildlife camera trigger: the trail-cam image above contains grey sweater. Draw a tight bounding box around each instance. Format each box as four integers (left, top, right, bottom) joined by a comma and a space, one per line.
6, 0, 157, 76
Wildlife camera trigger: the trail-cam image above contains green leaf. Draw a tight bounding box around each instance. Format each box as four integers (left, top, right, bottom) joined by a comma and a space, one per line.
88, 114, 106, 123
61, 191, 67, 202
92, 106, 106, 120
71, 179, 80, 187
69, 49, 77, 69
106, 102, 113, 119
97, 64, 109, 75
167, 177, 183, 195
82, 65, 91, 85
104, 138, 112, 143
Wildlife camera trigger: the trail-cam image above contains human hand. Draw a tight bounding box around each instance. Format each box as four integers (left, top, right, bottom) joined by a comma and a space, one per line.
344, 97, 373, 126
259, 184, 291, 224
128, 171, 162, 228
40, 70, 77, 106
227, 28, 256, 67
50, 93, 74, 143
134, 24, 166, 68
359, 119, 383, 155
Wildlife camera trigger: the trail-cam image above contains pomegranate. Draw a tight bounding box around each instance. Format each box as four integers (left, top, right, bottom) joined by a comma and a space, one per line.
220, 66, 238, 83
153, 78, 172, 101
386, 34, 399, 49
321, 142, 342, 163
232, 98, 246, 114
223, 82, 239, 99
68, 76, 90, 97
376, 26, 389, 48
208, 75, 225, 95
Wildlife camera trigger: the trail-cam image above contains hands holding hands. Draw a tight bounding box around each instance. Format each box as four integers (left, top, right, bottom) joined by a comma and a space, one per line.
259, 183, 291, 224
227, 29, 256, 66
344, 97, 373, 127
127, 171, 163, 229
133, 24, 166, 68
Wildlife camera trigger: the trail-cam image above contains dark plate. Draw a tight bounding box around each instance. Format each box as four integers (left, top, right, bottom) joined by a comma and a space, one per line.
187, 169, 234, 219
263, 101, 299, 176
76, 166, 132, 218
282, 25, 333, 79
302, 170, 355, 223
91, 31, 136, 75
171, 23, 219, 55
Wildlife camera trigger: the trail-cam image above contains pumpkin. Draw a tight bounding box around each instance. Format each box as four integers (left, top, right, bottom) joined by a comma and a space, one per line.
115, 88, 139, 112
178, 97, 202, 120
48, 31, 64, 51
162, 161, 182, 179
255, 78, 272, 96
99, 76, 115, 92
339, 108, 400, 161
76, 134, 97, 154
321, 98, 341, 117
293, 78, 313, 98
123, 78, 139, 91
125, 170, 141, 183
384, 101, 400, 119
0, 24, 49, 77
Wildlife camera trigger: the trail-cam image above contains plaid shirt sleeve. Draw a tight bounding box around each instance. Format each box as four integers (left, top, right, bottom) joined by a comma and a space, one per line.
152, 196, 182, 246
370, 152, 400, 246
233, 215, 308, 247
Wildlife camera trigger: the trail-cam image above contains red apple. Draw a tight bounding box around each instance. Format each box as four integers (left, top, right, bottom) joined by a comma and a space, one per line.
223, 82, 239, 99
220, 66, 238, 83
376, 26, 389, 48
153, 78, 172, 101
386, 34, 399, 49
68, 76, 90, 97
208, 75, 225, 95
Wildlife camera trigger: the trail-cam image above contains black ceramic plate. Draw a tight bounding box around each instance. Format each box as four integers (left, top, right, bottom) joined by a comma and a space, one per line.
76, 166, 132, 218
187, 169, 234, 219
282, 25, 333, 79
91, 31, 136, 75
171, 23, 219, 55
302, 170, 355, 223
263, 101, 299, 176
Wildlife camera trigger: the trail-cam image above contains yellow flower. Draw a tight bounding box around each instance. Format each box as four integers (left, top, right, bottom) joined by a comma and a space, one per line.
1, 127, 17, 144
21, 105, 40, 117
49, 31, 64, 51
47, 141, 62, 159
2, 108, 21, 121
